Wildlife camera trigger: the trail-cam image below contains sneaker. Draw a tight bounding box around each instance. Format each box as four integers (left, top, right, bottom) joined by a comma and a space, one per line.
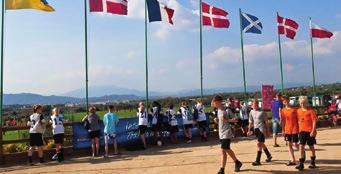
252, 161, 261, 166
186, 140, 192, 144
295, 163, 304, 171
273, 144, 280, 147
265, 156, 272, 162
286, 161, 296, 166
217, 169, 225, 174
308, 163, 316, 169
235, 161, 243, 172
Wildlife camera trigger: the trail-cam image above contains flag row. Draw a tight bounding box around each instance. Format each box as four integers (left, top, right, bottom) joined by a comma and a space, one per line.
5, 0, 334, 39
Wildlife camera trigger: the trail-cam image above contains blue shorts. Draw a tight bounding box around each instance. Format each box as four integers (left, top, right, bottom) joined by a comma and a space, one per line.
272, 119, 281, 134
104, 133, 116, 144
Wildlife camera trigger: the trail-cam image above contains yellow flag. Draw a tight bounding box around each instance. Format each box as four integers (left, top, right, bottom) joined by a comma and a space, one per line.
6, 0, 55, 12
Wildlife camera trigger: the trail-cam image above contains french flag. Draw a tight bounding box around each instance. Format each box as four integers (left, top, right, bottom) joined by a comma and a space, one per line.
310, 22, 333, 39
147, 0, 174, 24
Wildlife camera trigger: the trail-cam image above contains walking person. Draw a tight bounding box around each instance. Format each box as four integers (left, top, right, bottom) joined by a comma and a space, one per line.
271, 93, 283, 147
82, 107, 101, 157
50, 107, 65, 162
212, 95, 243, 174
295, 96, 318, 171
27, 105, 47, 165
281, 96, 299, 166
248, 99, 272, 166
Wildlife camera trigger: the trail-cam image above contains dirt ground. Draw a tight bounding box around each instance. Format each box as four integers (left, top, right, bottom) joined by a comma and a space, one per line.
1, 127, 341, 174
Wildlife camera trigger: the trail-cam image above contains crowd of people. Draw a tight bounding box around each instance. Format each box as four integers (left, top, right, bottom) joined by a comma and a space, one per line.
24, 94, 340, 174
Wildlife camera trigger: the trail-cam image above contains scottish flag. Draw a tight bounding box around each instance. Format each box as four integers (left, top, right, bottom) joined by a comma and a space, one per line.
241, 12, 262, 34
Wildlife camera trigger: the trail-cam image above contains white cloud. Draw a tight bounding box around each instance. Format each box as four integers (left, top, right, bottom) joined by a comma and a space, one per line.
127, 51, 138, 60
336, 14, 341, 19
205, 31, 341, 69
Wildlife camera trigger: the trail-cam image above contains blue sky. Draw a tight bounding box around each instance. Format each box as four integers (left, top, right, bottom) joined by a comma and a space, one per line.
2, 0, 341, 96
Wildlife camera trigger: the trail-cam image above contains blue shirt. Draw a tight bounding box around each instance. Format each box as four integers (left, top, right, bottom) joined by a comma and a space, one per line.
271, 99, 283, 120
103, 112, 119, 134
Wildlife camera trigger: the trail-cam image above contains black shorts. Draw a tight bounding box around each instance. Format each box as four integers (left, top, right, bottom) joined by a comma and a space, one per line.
285, 134, 299, 143
241, 120, 249, 127
299, 131, 317, 146
29, 133, 44, 147
220, 139, 231, 150
53, 133, 64, 144
151, 124, 161, 132
255, 128, 265, 143
88, 130, 100, 139
198, 121, 208, 132
170, 125, 179, 133
139, 125, 148, 134
184, 124, 193, 130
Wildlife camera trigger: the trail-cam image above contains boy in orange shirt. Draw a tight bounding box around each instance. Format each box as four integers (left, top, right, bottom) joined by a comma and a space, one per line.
281, 96, 299, 166
296, 96, 318, 171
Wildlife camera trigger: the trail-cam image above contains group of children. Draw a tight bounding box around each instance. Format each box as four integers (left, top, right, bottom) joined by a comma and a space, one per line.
27, 105, 65, 165
26, 95, 319, 173
137, 99, 209, 149
213, 95, 318, 174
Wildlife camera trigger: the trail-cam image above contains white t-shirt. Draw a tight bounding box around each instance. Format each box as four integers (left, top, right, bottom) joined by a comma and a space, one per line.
28, 113, 46, 134
50, 114, 64, 135
137, 108, 148, 126
166, 109, 178, 126
151, 106, 159, 125
196, 104, 207, 122
180, 106, 193, 125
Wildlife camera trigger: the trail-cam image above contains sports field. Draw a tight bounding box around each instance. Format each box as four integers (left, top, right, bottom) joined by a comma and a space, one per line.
1, 127, 340, 174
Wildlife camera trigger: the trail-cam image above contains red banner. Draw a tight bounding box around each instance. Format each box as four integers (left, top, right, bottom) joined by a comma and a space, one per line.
262, 85, 274, 111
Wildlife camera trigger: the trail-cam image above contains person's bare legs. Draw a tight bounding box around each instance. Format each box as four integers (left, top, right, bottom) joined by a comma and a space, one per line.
113, 139, 118, 154
220, 149, 227, 170
288, 141, 296, 163
95, 137, 100, 156
27, 146, 34, 164
140, 134, 147, 148
91, 139, 96, 156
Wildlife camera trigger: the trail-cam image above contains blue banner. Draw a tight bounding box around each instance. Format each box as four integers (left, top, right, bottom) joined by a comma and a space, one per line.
72, 115, 208, 149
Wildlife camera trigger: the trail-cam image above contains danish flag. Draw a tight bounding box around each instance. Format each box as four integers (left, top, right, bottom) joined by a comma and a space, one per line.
202, 2, 229, 28
89, 0, 127, 15
277, 15, 299, 39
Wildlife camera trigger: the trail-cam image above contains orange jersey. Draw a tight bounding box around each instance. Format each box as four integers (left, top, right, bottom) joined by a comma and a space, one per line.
281, 108, 299, 134
297, 108, 318, 133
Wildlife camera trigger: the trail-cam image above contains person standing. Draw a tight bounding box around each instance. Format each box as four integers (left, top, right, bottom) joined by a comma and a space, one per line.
212, 95, 243, 174
195, 99, 208, 142
50, 107, 65, 162
103, 105, 119, 157
82, 107, 101, 157
271, 93, 283, 147
295, 96, 318, 171
239, 101, 249, 137
27, 105, 46, 165
166, 104, 178, 144
179, 101, 194, 144
248, 99, 272, 166
281, 96, 299, 166
137, 102, 148, 149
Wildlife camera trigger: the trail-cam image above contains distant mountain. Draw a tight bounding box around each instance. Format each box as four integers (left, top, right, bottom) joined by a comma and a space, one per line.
61, 85, 163, 98
4, 82, 311, 105
3, 93, 141, 105
62, 83, 309, 99
4, 93, 81, 105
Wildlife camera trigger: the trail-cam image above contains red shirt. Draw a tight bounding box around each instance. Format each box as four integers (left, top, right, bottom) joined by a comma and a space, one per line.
297, 108, 317, 133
